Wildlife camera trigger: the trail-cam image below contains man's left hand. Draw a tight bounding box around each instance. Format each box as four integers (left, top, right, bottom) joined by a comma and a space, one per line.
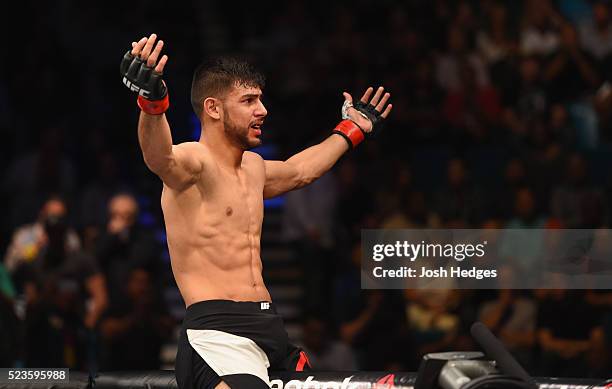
343, 86, 392, 132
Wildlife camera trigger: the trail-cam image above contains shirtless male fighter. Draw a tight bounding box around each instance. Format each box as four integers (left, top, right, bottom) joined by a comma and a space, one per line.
120, 33, 392, 389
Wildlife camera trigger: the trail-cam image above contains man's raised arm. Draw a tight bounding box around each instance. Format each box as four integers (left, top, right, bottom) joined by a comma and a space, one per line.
121, 33, 202, 191
264, 87, 392, 199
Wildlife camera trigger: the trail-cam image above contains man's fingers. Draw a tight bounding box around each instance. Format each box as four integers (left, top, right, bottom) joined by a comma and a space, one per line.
147, 40, 164, 67
131, 37, 148, 56
360, 87, 374, 103
139, 33, 158, 61
342, 92, 353, 103
155, 55, 168, 73
369, 86, 385, 106
375, 92, 390, 112
381, 104, 393, 119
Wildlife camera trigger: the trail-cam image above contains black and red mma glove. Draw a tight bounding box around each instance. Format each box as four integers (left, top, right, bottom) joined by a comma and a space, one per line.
333, 99, 386, 149
120, 51, 169, 115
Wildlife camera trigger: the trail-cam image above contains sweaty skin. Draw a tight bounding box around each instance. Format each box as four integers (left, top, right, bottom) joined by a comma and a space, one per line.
131, 34, 391, 309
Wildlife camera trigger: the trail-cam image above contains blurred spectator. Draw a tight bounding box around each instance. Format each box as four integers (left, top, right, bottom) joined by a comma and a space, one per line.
502, 55, 548, 141
509, 186, 556, 227
478, 266, 536, 368
432, 158, 486, 227
578, 0, 612, 61
436, 24, 490, 93
78, 151, 130, 250
536, 289, 601, 377
4, 197, 80, 289
377, 163, 427, 227
551, 153, 606, 228
282, 171, 338, 315
332, 242, 409, 370
519, 0, 561, 56
452, 1, 479, 39
586, 289, 612, 375
548, 103, 576, 147
404, 282, 461, 358
524, 118, 565, 202
299, 317, 357, 371
476, 1, 520, 96
99, 268, 174, 370
498, 187, 555, 273
492, 158, 528, 219
18, 208, 107, 368
543, 23, 600, 104
95, 193, 161, 304
476, 2, 518, 66
395, 57, 445, 142
443, 59, 502, 142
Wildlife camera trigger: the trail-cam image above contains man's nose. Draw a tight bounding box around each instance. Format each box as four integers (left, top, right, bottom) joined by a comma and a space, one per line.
255, 100, 267, 117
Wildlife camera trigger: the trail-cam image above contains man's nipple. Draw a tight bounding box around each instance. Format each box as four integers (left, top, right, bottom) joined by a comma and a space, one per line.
225, 207, 233, 216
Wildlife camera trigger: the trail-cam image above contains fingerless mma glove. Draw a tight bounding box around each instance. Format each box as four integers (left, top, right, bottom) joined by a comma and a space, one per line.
120, 51, 169, 115
333, 100, 385, 149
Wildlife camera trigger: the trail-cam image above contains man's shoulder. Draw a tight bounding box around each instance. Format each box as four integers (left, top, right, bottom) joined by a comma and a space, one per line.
173, 141, 207, 152
244, 150, 264, 161
173, 141, 212, 166
244, 151, 265, 169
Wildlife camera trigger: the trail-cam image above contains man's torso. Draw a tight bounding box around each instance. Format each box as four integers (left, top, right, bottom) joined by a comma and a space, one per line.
161, 143, 271, 306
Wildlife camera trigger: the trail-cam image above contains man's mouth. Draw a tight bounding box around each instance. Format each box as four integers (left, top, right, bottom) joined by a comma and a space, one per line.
250, 123, 263, 136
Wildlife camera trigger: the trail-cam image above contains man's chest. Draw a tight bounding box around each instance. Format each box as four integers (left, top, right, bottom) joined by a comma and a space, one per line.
201, 163, 265, 228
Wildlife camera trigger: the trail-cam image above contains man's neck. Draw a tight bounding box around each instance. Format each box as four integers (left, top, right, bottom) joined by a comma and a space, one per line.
200, 125, 244, 170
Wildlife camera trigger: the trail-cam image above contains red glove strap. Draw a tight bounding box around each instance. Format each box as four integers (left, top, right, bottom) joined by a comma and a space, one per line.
137, 94, 170, 115
333, 119, 365, 148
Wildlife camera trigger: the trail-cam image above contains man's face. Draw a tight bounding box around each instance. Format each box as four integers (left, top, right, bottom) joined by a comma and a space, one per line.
109, 195, 138, 228
40, 199, 66, 221
221, 84, 267, 150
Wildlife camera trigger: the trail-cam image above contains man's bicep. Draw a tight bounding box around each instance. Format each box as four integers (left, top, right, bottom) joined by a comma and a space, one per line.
263, 160, 302, 199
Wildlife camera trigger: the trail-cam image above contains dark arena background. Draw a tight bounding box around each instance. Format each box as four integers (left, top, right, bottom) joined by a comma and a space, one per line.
0, 0, 611, 387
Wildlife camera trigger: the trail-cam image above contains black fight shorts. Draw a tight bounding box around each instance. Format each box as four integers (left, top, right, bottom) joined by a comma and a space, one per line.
175, 300, 311, 389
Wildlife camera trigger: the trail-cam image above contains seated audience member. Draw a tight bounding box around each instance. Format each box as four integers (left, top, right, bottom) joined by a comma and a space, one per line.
478, 266, 536, 368
551, 153, 606, 228
96, 193, 161, 303
332, 242, 409, 370
404, 278, 461, 357
536, 289, 601, 377
586, 289, 612, 375
4, 197, 80, 280
578, 0, 612, 61
519, 0, 561, 57
299, 317, 357, 371
19, 206, 107, 368
99, 267, 174, 370
432, 158, 487, 227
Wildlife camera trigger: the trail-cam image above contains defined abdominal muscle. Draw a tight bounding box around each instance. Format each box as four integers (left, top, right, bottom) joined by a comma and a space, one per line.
169, 234, 269, 304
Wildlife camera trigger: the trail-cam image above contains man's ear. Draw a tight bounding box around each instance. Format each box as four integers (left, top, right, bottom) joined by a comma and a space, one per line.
203, 97, 222, 120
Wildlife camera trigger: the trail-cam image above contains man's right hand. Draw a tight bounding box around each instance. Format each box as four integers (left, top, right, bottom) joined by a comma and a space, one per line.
120, 33, 170, 114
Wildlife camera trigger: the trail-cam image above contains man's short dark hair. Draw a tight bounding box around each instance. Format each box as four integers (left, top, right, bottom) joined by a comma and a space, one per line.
191, 57, 265, 118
